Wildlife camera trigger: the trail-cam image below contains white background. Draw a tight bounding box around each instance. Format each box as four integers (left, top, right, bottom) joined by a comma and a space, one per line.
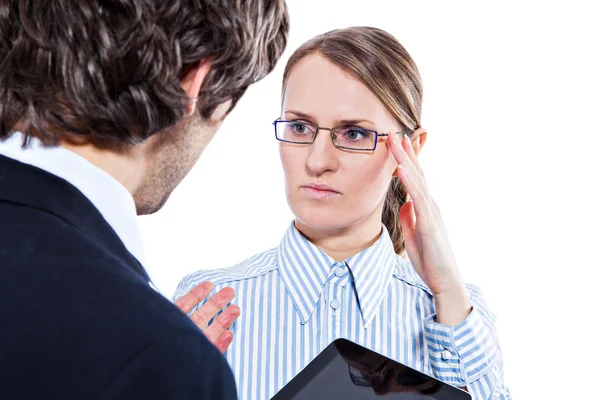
139, 1, 600, 398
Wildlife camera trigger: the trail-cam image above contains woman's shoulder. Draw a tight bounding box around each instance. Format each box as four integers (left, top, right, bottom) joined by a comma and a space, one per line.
392, 253, 484, 297
391, 254, 432, 294
174, 247, 279, 296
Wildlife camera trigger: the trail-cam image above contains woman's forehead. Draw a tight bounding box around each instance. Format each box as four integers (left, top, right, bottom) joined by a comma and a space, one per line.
283, 54, 392, 127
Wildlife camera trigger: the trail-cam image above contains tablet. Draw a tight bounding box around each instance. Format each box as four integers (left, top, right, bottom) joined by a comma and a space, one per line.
271, 339, 472, 400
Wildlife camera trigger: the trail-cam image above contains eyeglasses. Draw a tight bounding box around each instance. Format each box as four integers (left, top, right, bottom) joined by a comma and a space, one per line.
273, 119, 412, 152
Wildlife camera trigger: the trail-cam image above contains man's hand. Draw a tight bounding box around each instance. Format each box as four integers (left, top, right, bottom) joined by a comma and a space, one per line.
175, 282, 240, 354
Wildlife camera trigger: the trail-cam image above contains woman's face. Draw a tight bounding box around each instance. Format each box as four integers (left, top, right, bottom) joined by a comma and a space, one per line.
280, 53, 402, 233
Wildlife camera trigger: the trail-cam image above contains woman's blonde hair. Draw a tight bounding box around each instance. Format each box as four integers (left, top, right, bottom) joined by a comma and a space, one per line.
282, 26, 423, 254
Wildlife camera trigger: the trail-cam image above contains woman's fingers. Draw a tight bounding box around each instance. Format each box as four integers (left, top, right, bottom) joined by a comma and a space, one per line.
398, 201, 422, 272
395, 163, 431, 224
388, 133, 425, 187
388, 133, 436, 233
403, 128, 426, 177
398, 200, 416, 234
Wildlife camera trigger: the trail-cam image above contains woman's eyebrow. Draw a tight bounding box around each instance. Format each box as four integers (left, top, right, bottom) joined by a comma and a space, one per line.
337, 118, 375, 126
284, 110, 375, 126
283, 110, 314, 120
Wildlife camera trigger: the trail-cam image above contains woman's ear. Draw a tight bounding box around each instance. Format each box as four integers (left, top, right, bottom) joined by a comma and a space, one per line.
411, 128, 428, 156
181, 59, 212, 117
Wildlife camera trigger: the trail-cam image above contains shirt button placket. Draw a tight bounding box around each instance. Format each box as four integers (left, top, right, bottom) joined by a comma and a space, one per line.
330, 299, 341, 310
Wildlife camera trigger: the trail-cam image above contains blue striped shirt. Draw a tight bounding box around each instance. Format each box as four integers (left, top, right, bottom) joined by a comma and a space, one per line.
174, 223, 511, 399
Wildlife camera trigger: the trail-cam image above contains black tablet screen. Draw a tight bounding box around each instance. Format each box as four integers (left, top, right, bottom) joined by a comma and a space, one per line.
271, 339, 471, 400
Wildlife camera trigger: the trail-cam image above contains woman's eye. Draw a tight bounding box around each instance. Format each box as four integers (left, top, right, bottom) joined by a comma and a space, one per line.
291, 123, 310, 134
344, 128, 368, 140
293, 124, 306, 133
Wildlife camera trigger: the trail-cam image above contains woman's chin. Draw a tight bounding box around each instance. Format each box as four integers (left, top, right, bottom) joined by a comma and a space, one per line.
293, 208, 356, 232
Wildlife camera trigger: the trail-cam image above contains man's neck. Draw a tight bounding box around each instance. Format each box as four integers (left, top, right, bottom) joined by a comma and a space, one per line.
60, 141, 143, 196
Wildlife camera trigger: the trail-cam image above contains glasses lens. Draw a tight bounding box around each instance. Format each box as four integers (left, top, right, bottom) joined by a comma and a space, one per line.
276, 121, 315, 143
332, 127, 375, 150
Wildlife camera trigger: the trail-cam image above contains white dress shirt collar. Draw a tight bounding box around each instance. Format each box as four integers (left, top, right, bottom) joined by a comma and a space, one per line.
276, 221, 398, 328
0, 132, 146, 270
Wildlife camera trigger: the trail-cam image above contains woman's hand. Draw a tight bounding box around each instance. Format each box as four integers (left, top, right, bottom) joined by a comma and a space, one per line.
387, 131, 471, 325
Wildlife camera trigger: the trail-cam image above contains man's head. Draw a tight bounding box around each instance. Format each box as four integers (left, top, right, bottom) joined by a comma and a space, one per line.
0, 0, 289, 214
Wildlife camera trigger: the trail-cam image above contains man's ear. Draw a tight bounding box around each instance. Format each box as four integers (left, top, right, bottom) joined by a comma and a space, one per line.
181, 60, 212, 117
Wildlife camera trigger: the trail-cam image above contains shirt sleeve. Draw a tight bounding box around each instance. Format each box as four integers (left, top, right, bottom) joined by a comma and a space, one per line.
423, 286, 512, 399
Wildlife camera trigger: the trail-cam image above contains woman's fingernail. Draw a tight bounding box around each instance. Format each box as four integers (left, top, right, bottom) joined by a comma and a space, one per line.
398, 164, 406, 176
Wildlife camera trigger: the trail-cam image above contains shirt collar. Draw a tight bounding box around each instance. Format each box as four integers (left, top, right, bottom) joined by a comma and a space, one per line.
277, 223, 334, 324
277, 222, 397, 328
346, 225, 397, 328
0, 132, 146, 270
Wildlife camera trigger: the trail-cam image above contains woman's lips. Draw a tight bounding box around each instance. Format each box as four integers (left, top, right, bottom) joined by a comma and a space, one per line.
301, 185, 340, 200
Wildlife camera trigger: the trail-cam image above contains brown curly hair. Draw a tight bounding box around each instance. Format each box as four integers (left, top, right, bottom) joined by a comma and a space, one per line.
0, 0, 289, 149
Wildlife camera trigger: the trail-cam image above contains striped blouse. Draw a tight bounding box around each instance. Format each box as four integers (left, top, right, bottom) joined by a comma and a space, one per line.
174, 222, 511, 399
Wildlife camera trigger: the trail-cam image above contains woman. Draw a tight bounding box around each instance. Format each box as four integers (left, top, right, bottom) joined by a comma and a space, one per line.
174, 26, 510, 400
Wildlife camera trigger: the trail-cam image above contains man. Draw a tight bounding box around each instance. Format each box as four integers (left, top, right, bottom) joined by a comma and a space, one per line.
0, 1, 288, 398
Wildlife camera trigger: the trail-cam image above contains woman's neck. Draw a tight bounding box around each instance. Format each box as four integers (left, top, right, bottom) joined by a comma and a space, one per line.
294, 218, 383, 262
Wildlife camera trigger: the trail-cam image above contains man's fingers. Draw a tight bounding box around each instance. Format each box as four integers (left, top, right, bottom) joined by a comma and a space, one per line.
174, 281, 215, 314
213, 330, 234, 354
218, 304, 241, 331
203, 304, 241, 342
190, 287, 236, 330
205, 304, 240, 354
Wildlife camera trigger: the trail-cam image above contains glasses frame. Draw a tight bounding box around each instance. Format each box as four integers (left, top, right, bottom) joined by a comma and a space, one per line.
272, 119, 413, 152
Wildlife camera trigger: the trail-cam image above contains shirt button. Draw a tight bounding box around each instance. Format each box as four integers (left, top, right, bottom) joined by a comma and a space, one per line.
334, 267, 345, 277
330, 299, 341, 310
442, 350, 452, 360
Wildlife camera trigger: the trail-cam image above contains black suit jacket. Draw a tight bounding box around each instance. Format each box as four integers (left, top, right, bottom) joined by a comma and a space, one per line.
0, 154, 237, 399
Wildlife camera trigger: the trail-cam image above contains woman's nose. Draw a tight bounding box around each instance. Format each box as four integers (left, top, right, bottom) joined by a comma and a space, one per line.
305, 129, 339, 176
